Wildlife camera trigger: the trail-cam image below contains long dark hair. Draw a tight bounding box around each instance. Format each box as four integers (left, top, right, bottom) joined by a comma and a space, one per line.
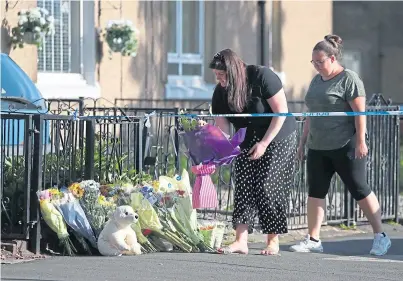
209, 49, 249, 113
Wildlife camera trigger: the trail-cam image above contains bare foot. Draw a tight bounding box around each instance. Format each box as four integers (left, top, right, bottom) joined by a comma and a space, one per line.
217, 241, 249, 255
260, 245, 280, 255
261, 236, 280, 255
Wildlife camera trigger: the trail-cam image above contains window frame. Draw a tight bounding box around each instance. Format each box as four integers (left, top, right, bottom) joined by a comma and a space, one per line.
35, 0, 99, 99
167, 0, 205, 78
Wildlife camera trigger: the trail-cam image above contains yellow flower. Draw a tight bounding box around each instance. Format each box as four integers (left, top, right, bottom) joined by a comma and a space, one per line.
48, 188, 62, 200
152, 180, 160, 192
97, 195, 106, 204
68, 182, 84, 198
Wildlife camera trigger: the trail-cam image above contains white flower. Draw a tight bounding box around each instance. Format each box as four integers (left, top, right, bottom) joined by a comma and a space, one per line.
113, 38, 117, 43
41, 7, 49, 15
39, 18, 46, 25
19, 9, 27, 15
34, 26, 41, 32
107, 20, 117, 28
47, 15, 54, 23
117, 38, 122, 44
29, 9, 41, 19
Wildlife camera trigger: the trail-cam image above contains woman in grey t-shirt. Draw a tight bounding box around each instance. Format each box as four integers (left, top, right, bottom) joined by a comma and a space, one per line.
289, 35, 391, 256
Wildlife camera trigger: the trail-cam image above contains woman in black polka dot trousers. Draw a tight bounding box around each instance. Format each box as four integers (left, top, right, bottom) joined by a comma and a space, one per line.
210, 49, 297, 255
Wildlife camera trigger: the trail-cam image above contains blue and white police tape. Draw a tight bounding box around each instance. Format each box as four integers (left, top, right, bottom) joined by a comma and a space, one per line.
191, 110, 403, 118
73, 110, 403, 120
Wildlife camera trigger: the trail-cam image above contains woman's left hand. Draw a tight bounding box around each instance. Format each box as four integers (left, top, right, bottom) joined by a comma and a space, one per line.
355, 139, 368, 159
248, 142, 268, 160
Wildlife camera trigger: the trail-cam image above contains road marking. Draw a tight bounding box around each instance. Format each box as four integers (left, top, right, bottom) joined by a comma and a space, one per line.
323, 256, 403, 263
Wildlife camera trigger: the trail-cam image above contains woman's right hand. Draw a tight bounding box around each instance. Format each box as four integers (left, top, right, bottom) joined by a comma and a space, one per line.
296, 143, 305, 161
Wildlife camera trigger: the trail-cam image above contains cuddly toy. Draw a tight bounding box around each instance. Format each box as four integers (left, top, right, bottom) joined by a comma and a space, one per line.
97, 205, 142, 256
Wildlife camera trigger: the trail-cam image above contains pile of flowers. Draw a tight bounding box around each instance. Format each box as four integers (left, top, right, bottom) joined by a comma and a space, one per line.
104, 19, 139, 58
11, 7, 55, 49
37, 169, 226, 256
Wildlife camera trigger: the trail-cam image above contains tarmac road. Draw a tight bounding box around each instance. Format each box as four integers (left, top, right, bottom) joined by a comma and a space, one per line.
2, 231, 402, 281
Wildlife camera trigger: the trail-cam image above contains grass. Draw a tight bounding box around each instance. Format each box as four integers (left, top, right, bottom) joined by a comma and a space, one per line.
339, 223, 357, 230
386, 220, 400, 226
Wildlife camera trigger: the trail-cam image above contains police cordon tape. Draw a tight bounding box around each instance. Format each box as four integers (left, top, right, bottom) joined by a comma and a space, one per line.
73, 110, 403, 120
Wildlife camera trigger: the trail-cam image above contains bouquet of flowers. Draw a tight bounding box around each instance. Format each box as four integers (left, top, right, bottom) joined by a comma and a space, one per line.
37, 188, 76, 256
198, 220, 225, 249
162, 170, 215, 252
130, 191, 194, 252
79, 180, 115, 238
11, 7, 55, 49
53, 186, 97, 254
178, 111, 246, 209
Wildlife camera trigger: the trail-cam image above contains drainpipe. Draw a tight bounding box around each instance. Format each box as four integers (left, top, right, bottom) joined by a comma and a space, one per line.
268, 0, 273, 68
258, 1, 266, 66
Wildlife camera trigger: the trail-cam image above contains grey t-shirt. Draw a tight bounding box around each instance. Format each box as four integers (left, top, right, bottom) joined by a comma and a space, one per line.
305, 69, 366, 150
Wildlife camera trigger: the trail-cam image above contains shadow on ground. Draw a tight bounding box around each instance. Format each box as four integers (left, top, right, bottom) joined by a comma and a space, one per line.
264, 237, 403, 261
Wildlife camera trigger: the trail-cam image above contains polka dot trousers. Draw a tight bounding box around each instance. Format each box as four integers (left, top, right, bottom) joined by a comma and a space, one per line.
233, 131, 297, 234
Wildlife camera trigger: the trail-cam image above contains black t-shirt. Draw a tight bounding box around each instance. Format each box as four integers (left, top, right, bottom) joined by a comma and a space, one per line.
211, 65, 297, 149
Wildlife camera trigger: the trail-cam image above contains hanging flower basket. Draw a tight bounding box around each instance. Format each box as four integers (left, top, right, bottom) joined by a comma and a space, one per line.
104, 20, 139, 58
11, 7, 55, 49
23, 32, 36, 44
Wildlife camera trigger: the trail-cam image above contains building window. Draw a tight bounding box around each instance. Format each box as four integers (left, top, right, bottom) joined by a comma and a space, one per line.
35, 0, 99, 99
37, 0, 78, 73
167, 0, 204, 78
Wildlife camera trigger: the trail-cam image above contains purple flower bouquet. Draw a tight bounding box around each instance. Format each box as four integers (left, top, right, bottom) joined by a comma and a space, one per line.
178, 120, 246, 209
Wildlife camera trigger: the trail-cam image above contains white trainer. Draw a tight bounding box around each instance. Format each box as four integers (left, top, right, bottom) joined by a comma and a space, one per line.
369, 233, 391, 256
289, 234, 324, 253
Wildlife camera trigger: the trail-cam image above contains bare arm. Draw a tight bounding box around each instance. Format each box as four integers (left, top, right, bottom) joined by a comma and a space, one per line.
259, 88, 288, 147
214, 117, 231, 136
299, 117, 310, 147
348, 96, 366, 143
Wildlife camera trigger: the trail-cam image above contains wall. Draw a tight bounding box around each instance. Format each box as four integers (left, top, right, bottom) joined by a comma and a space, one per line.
205, 0, 333, 103
204, 1, 260, 84
278, 0, 333, 102
95, 0, 167, 104
333, 1, 403, 104
1, 0, 38, 82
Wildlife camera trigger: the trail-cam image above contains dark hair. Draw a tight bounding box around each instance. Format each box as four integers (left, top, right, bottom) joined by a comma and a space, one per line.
209, 49, 249, 113
313, 34, 343, 60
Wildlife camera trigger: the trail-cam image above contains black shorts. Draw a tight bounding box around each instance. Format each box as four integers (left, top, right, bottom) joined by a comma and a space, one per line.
307, 140, 371, 201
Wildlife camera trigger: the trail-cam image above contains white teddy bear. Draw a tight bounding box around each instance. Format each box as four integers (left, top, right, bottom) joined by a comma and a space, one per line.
97, 205, 142, 256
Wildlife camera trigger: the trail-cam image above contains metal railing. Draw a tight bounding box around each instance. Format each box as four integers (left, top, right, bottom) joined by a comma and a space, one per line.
1, 93, 400, 252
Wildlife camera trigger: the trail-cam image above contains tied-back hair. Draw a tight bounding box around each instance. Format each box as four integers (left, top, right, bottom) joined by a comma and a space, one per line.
313, 34, 343, 60
209, 49, 249, 113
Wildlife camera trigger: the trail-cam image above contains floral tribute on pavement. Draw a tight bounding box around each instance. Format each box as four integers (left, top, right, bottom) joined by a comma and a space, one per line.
37, 169, 225, 256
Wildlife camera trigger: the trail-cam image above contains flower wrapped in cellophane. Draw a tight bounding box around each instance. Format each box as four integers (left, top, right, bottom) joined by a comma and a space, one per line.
131, 220, 157, 253
79, 180, 115, 238
159, 170, 214, 252
178, 111, 246, 209
53, 185, 97, 253
130, 191, 194, 252
100, 181, 136, 206
198, 220, 225, 249
37, 188, 76, 256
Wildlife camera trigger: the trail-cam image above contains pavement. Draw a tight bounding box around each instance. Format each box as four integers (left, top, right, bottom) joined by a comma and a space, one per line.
1, 223, 403, 281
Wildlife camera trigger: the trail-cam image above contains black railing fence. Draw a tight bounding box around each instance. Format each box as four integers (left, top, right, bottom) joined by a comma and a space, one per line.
1, 93, 400, 253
